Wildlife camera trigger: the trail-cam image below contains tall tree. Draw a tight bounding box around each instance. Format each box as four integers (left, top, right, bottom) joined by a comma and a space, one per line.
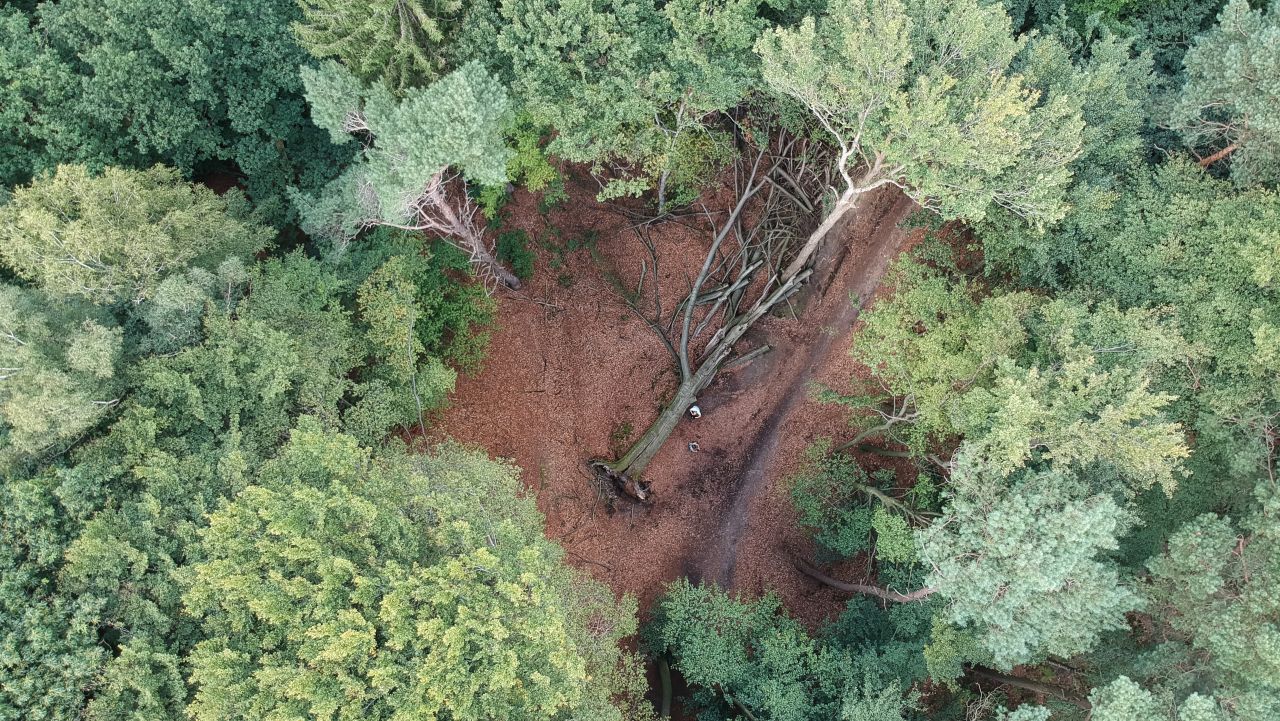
0, 165, 271, 305
295, 60, 521, 287
494, 0, 765, 206
185, 423, 650, 721
916, 457, 1141, 671
1173, 0, 1280, 186
650, 580, 918, 721
293, 0, 462, 94
850, 259, 1191, 495
0, 0, 346, 222
1087, 480, 1280, 720
756, 0, 1084, 281
0, 287, 122, 470
0, 249, 491, 720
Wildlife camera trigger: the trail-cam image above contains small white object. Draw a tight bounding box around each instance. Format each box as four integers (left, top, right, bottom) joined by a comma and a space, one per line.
688, 404, 702, 419
688, 442, 700, 453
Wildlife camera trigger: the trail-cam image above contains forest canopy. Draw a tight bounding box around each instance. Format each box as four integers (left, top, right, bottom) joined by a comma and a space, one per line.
1, 0, 1277, 720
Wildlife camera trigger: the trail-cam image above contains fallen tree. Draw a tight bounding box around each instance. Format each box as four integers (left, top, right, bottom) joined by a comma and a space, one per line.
597, 0, 1086, 500
596, 129, 829, 498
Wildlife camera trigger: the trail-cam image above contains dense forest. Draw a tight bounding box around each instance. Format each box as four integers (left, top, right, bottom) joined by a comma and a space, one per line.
1, 0, 1277, 719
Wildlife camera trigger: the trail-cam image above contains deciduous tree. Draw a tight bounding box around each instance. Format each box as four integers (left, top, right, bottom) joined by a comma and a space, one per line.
0, 165, 270, 305
186, 424, 650, 721
756, 0, 1084, 282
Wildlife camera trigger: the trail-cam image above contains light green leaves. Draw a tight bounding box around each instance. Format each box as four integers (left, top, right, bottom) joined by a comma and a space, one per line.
757, 0, 1083, 225
186, 429, 644, 721
918, 463, 1140, 669
0, 165, 270, 305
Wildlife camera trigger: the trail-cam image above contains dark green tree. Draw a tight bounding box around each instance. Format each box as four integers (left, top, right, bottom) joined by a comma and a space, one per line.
0, 0, 347, 221
294, 0, 462, 94
1173, 0, 1280, 186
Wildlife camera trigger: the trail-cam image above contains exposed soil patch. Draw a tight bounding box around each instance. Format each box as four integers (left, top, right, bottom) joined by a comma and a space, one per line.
433, 174, 921, 623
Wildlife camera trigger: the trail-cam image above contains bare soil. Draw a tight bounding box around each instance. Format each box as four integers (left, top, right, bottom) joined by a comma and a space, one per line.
433, 174, 921, 623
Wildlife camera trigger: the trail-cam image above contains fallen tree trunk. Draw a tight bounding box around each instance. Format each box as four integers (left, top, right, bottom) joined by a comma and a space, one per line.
968, 667, 1091, 710
598, 128, 830, 493
792, 555, 937, 603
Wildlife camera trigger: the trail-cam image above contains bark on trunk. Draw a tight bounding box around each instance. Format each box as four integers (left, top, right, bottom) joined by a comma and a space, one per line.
968, 667, 1091, 710
607, 267, 810, 480
1198, 143, 1239, 168
792, 556, 937, 602
468, 239, 522, 290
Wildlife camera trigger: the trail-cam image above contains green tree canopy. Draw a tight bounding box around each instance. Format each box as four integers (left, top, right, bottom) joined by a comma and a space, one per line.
0, 165, 271, 305
0, 286, 122, 470
756, 0, 1084, 259
650, 580, 917, 721
0, 0, 347, 222
494, 0, 766, 203
186, 423, 648, 721
295, 60, 520, 285
0, 246, 492, 719
851, 259, 1192, 495
1087, 479, 1280, 721
1174, 0, 1280, 187
918, 457, 1141, 670
293, 0, 462, 94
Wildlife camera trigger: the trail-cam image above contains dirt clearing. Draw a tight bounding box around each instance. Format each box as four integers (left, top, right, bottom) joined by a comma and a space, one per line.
434, 176, 920, 620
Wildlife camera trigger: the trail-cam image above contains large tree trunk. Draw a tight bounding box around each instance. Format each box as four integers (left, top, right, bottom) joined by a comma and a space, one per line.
777, 192, 859, 283
608, 362, 716, 477
792, 555, 937, 602
604, 267, 810, 487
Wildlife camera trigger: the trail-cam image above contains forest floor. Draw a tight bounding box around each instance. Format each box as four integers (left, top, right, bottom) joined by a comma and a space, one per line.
432, 174, 922, 628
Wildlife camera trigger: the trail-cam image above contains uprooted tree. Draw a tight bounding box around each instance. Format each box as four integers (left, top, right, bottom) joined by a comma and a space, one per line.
294, 59, 522, 289
597, 0, 1084, 499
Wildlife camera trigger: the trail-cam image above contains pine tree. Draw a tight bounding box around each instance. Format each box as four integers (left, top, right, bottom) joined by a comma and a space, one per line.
1174, 0, 1280, 186
294, 0, 462, 93
294, 60, 520, 287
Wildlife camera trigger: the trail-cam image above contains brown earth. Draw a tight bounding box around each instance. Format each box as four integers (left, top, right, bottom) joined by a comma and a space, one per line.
433, 175, 921, 624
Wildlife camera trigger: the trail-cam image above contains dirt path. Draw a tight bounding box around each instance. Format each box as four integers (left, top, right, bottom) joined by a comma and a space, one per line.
692, 191, 915, 585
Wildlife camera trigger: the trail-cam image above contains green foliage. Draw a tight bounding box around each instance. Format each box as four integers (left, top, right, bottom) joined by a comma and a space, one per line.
494, 0, 763, 202
0, 165, 270, 305
756, 0, 1084, 225
650, 580, 917, 721
294, 0, 462, 94
354, 254, 458, 434
1088, 483, 1280, 720
0, 286, 122, 470
986, 161, 1280, 488
870, 508, 915, 564
853, 260, 1192, 494
186, 425, 648, 721
918, 458, 1141, 670
295, 59, 512, 252
339, 229, 495, 373
497, 230, 537, 281
1174, 0, 1280, 187
0, 0, 346, 223
505, 111, 567, 201
0, 239, 503, 719
791, 446, 877, 558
